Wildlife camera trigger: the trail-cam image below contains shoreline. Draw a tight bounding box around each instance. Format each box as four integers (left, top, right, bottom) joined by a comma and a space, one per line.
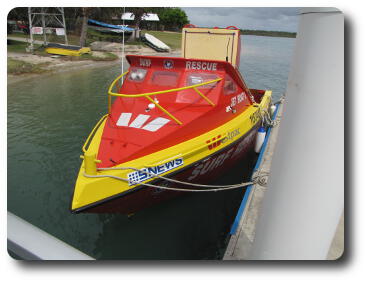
7, 48, 181, 85
7, 57, 120, 85
7, 59, 120, 84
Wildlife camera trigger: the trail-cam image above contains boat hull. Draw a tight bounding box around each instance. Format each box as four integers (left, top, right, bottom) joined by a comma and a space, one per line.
75, 122, 259, 214
45, 44, 91, 56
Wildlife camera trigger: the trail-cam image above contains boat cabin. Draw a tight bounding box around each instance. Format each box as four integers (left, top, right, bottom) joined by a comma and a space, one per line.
181, 26, 242, 68
98, 27, 257, 168
100, 54, 255, 168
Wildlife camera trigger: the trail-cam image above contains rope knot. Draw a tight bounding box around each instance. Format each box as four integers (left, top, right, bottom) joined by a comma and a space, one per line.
252, 170, 269, 187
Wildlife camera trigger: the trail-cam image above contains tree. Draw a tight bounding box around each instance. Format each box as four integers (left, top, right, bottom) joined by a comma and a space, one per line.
79, 7, 92, 47
159, 8, 189, 31
128, 7, 151, 40
64, 7, 124, 46
7, 7, 29, 22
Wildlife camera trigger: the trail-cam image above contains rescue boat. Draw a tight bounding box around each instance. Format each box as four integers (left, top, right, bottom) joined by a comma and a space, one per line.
71, 25, 272, 214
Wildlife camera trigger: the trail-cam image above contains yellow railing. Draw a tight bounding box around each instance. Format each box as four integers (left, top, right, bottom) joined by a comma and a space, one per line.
82, 114, 108, 153
108, 72, 222, 125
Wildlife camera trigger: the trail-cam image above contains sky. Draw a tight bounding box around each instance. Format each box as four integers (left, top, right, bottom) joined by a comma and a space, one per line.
181, 7, 299, 32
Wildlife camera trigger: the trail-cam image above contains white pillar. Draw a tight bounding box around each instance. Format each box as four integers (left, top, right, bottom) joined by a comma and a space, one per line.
41, 7, 47, 45
60, 7, 69, 45
250, 8, 344, 260
28, 7, 34, 52
7, 212, 94, 260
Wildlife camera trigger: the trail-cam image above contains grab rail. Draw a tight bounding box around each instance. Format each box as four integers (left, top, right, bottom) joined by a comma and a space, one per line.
82, 114, 108, 153
107, 72, 222, 125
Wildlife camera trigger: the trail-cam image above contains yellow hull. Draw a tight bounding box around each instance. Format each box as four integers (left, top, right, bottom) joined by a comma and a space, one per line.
71, 90, 272, 211
45, 47, 91, 56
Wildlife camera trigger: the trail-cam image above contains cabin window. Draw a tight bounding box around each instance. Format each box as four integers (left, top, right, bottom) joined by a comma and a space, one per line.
151, 71, 179, 87
128, 68, 147, 82
186, 73, 218, 88
224, 75, 238, 95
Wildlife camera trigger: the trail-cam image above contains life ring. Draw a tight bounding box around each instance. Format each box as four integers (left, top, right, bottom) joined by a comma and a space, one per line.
184, 24, 197, 28
226, 26, 239, 30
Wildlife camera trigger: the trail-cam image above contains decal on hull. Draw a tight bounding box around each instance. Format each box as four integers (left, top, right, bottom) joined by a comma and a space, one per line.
128, 158, 184, 186
116, 113, 170, 131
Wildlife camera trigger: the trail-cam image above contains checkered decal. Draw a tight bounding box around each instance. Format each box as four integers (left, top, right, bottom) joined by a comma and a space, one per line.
127, 158, 184, 186
128, 171, 141, 185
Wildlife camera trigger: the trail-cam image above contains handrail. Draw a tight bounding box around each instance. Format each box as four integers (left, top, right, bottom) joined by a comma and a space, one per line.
108, 76, 222, 98
145, 96, 182, 125
82, 114, 108, 153
108, 71, 129, 96
193, 87, 215, 106
108, 71, 129, 114
107, 72, 222, 125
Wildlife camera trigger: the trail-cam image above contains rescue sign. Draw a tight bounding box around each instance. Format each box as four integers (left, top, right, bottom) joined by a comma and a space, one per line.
186, 61, 218, 71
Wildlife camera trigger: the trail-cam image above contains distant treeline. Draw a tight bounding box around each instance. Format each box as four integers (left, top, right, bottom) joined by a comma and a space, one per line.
240, 29, 297, 38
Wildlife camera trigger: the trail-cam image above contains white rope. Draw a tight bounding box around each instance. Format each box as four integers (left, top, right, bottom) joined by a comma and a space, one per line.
252, 170, 269, 187
273, 96, 285, 106
83, 172, 253, 192
98, 166, 252, 188
260, 96, 284, 128
261, 108, 281, 128
83, 167, 269, 192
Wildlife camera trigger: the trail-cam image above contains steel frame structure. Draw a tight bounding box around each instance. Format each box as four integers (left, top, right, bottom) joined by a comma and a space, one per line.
28, 7, 68, 52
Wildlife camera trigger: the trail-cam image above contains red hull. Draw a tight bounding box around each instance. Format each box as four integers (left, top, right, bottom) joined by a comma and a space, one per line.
76, 123, 259, 214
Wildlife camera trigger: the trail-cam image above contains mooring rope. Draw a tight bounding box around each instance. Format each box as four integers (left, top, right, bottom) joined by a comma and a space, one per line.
251, 170, 269, 187
260, 96, 284, 128
261, 108, 281, 128
273, 96, 285, 105
98, 166, 253, 188
83, 168, 270, 192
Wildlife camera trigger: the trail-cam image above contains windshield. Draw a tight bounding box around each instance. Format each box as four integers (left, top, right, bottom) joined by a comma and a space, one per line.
150, 71, 179, 87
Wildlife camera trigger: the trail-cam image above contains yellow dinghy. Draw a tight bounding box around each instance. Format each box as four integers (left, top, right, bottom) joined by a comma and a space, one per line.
45, 43, 91, 56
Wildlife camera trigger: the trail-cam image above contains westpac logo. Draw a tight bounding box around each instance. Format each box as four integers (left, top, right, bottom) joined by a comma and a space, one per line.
221, 128, 240, 144
128, 158, 184, 186
206, 135, 222, 150
116, 113, 170, 132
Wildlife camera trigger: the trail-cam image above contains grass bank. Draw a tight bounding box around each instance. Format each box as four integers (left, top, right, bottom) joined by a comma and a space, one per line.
7, 32, 81, 45
240, 29, 297, 38
88, 29, 182, 50
8, 30, 182, 51
63, 52, 119, 61
7, 58, 49, 75
141, 30, 181, 50
7, 40, 43, 54
7, 39, 118, 62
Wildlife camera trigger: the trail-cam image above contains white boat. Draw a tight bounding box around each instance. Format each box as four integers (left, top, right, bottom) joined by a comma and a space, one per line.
141, 33, 171, 52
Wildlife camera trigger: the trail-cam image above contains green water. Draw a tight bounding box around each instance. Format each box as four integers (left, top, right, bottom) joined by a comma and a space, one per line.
7, 35, 294, 259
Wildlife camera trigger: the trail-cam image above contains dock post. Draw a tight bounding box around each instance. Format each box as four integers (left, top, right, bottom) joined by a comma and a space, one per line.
7, 212, 94, 260
249, 8, 344, 260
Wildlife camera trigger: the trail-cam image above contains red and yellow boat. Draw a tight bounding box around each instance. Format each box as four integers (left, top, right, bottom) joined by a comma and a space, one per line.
71, 26, 272, 214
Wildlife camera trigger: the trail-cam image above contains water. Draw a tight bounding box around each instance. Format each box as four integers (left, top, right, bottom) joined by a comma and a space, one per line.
7, 35, 295, 259
241, 35, 295, 101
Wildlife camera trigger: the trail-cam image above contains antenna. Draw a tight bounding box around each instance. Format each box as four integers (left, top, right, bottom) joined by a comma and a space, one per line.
122, 7, 125, 74
226, 37, 230, 62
